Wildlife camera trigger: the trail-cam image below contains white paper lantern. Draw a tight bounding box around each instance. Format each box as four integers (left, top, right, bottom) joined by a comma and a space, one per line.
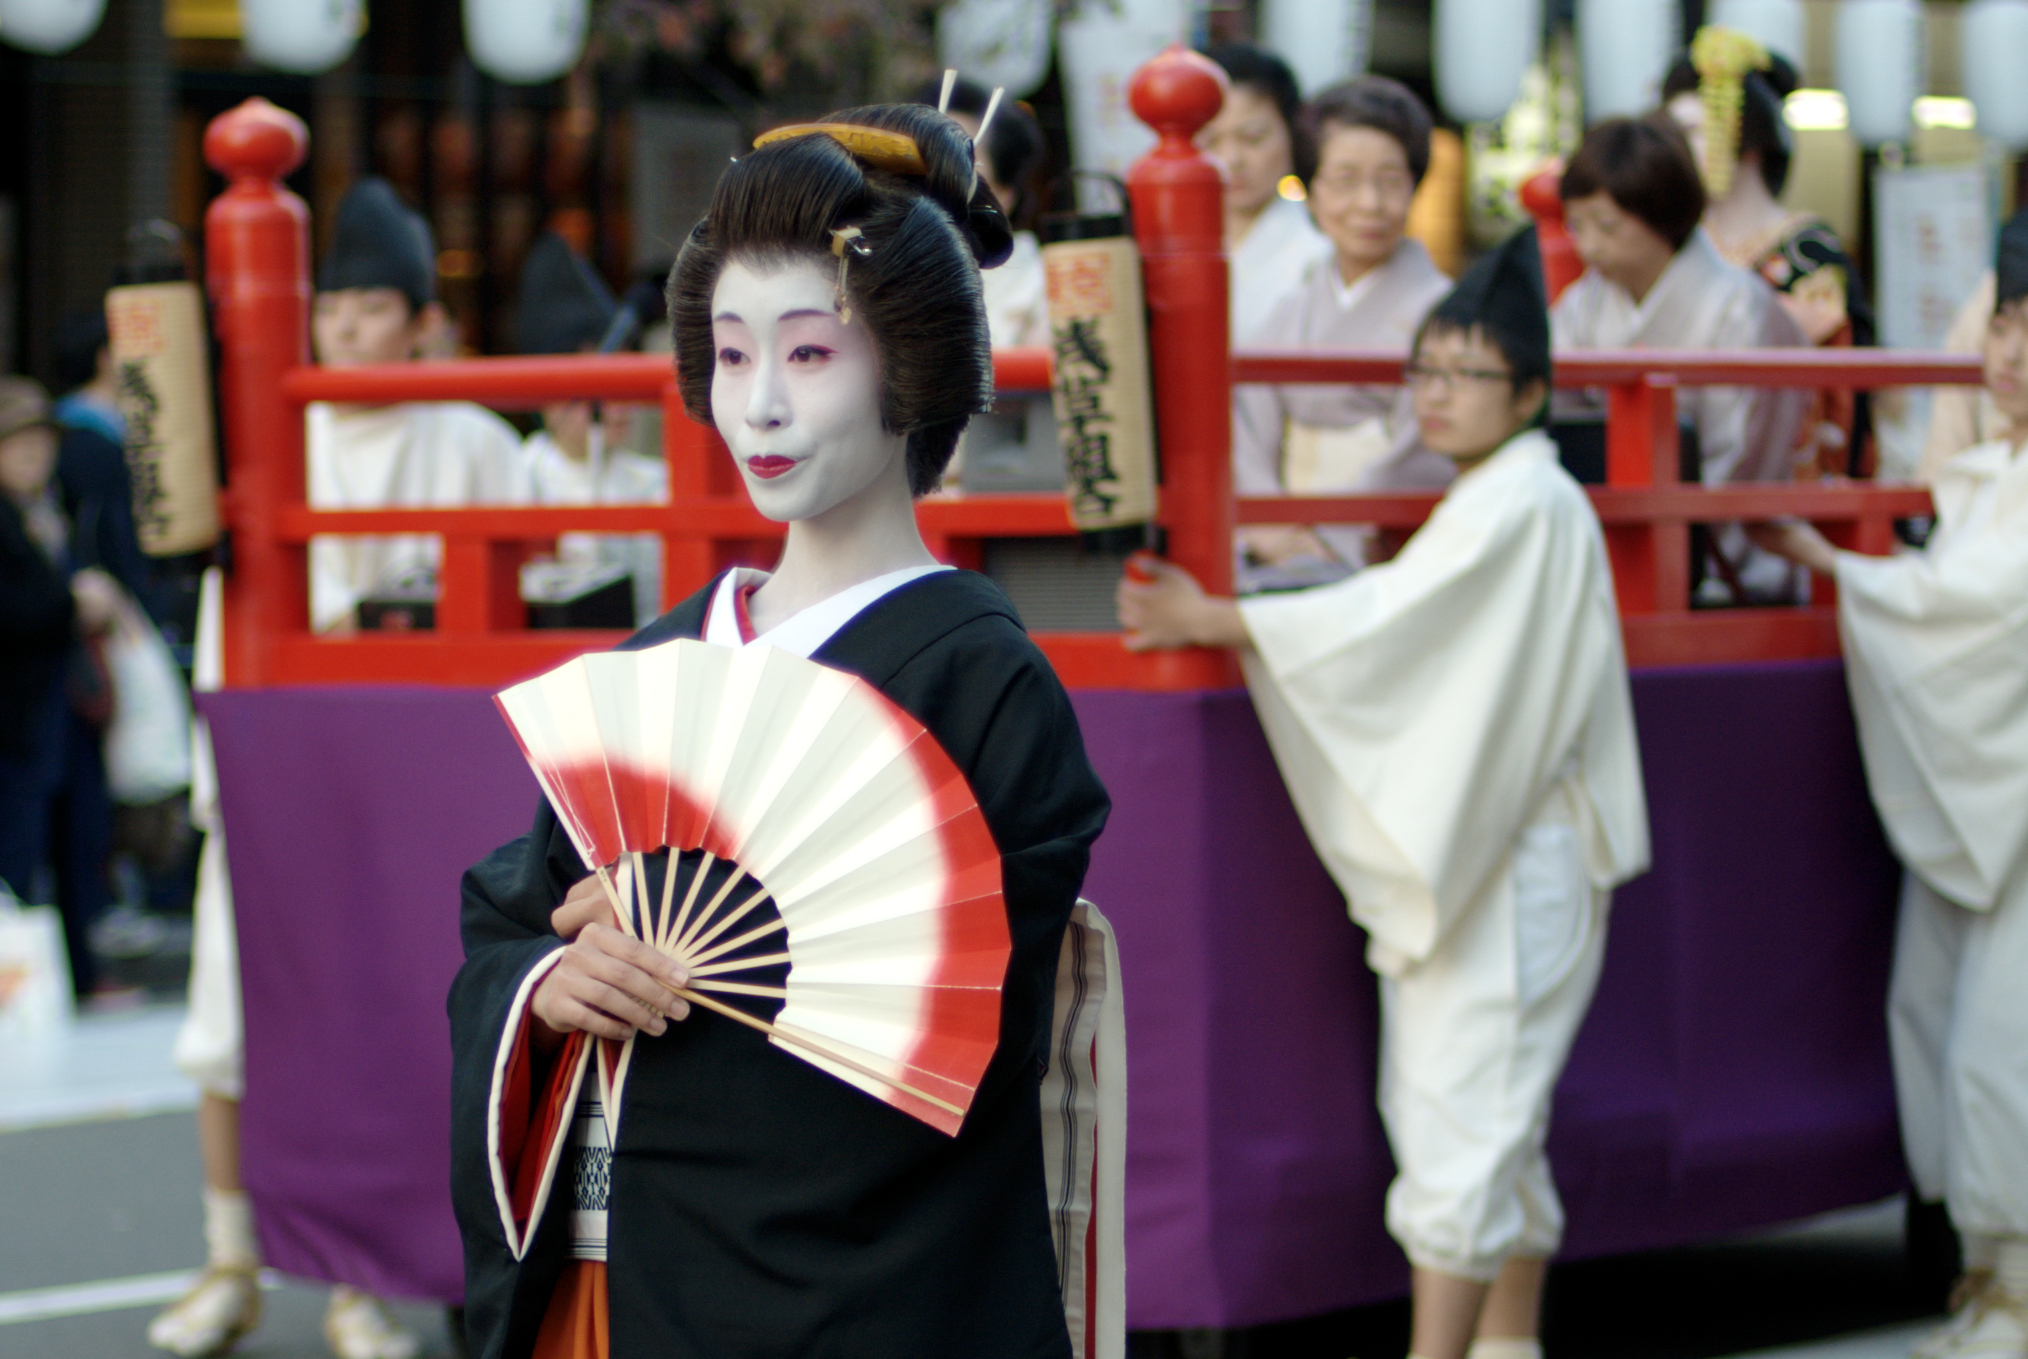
0, 0, 105, 54
1578, 0, 1679, 122
464, 0, 588, 85
1262, 0, 1374, 97
1836, 0, 1922, 146
1963, 0, 2028, 150
1708, 0, 1805, 66
241, 0, 360, 75
937, 0, 1054, 99
1433, 0, 1542, 125
1057, 0, 1185, 193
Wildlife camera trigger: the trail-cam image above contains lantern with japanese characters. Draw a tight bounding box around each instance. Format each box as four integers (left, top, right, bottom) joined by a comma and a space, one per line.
105, 281, 221, 555
1040, 208, 1158, 535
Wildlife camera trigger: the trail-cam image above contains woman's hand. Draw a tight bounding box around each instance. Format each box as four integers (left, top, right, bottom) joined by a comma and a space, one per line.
531, 919, 690, 1046
1746, 519, 1841, 576
551, 875, 609, 942
1117, 555, 1250, 651
70, 567, 121, 634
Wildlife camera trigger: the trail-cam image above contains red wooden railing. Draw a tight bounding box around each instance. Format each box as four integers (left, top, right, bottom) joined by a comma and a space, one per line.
201, 60, 1956, 693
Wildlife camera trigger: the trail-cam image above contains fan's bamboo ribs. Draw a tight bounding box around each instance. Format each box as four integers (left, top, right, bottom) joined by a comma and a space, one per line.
593, 865, 633, 939
675, 867, 750, 958
682, 884, 775, 959
674, 987, 963, 1117
688, 978, 789, 999
685, 915, 788, 968
656, 850, 680, 946
688, 950, 792, 978
631, 852, 652, 940
663, 852, 714, 953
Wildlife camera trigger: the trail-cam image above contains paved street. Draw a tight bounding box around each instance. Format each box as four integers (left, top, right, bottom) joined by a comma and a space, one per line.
0, 1007, 1944, 1359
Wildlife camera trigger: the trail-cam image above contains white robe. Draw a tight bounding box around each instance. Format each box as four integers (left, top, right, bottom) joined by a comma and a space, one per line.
307, 401, 532, 632
1238, 429, 1650, 1276
1552, 228, 1810, 603
983, 230, 1051, 349
1838, 438, 2028, 1239
1230, 195, 1334, 348
1239, 428, 1650, 972
525, 429, 668, 628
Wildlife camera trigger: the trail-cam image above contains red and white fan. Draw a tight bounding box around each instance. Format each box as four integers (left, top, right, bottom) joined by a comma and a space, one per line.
494, 638, 1008, 1138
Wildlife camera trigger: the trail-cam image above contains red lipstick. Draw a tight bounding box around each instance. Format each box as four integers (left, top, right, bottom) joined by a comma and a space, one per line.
746, 455, 797, 480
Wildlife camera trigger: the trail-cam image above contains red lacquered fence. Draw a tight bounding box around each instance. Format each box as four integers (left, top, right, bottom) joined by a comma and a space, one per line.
201, 57, 1956, 694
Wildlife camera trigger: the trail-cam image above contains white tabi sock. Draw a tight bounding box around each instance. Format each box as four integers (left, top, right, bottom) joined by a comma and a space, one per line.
1468, 1340, 1544, 1359
203, 1187, 260, 1270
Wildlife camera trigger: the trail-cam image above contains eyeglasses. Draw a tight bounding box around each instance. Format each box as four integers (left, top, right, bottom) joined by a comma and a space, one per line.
1309, 170, 1413, 200
1403, 363, 1514, 391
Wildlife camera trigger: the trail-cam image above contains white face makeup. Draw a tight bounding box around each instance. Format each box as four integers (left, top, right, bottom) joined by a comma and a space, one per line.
710, 257, 906, 523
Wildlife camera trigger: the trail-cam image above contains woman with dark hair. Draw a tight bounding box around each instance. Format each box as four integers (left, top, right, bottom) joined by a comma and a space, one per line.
1556, 114, 1810, 604
1232, 74, 1455, 586
449, 102, 1111, 1359
910, 74, 1050, 346
1663, 27, 1874, 477
1201, 43, 1332, 344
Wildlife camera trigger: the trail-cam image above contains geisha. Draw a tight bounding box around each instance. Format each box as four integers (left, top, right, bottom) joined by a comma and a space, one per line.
448, 102, 1112, 1359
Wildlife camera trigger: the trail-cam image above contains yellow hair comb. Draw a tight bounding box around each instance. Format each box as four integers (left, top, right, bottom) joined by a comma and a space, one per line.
752, 122, 929, 176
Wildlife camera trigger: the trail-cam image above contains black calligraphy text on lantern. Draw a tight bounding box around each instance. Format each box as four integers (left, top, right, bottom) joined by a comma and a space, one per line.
1053, 317, 1122, 518
118, 360, 171, 541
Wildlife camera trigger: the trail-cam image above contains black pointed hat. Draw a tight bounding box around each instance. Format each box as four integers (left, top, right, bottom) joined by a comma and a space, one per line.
1426, 224, 1551, 380
513, 232, 618, 355
1998, 207, 2028, 308
317, 178, 435, 311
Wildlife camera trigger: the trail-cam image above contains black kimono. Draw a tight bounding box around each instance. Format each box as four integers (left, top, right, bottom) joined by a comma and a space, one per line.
449, 569, 1111, 1359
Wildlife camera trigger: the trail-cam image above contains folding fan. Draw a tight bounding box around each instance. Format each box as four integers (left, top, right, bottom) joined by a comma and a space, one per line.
494, 639, 1008, 1138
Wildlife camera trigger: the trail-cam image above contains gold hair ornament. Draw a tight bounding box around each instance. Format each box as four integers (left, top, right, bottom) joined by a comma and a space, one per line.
829, 226, 870, 324
752, 123, 929, 176
1690, 26, 1771, 199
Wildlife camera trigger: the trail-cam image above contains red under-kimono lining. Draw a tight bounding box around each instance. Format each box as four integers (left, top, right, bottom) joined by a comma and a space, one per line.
704, 580, 762, 646
501, 1012, 590, 1228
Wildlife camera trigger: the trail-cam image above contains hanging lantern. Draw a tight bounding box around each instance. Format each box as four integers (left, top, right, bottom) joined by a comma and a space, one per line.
1577, 0, 1678, 122
936, 0, 1054, 99
1433, 0, 1542, 126
1963, 0, 2028, 151
1057, 0, 1186, 186
240, 0, 360, 75
0, 0, 106, 54
1707, 0, 1805, 66
1261, 0, 1374, 97
1836, 0, 1922, 147
463, 0, 587, 85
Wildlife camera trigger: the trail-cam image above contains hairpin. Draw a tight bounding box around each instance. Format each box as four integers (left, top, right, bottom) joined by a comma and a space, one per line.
830, 226, 870, 323
753, 123, 928, 176
967, 86, 1006, 200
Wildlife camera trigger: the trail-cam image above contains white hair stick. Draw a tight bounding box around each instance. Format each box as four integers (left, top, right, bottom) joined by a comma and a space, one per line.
977, 86, 1006, 145
937, 69, 958, 113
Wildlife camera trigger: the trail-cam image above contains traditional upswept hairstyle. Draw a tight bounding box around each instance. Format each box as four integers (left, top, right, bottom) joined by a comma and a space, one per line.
1661, 48, 1800, 198
668, 103, 1014, 496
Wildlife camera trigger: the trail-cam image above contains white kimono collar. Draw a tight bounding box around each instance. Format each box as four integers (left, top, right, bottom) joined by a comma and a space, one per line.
703, 563, 953, 658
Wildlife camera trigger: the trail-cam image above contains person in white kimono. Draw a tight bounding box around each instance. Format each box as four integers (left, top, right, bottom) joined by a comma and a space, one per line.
152, 178, 523, 1359
918, 76, 1051, 348
1120, 229, 1649, 1359
1752, 216, 2028, 1359
1200, 43, 1333, 348
514, 232, 667, 628
305, 180, 530, 634
1233, 75, 1455, 588
1555, 115, 1808, 605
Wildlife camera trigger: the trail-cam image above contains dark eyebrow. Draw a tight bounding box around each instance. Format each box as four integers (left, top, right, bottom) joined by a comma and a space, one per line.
711, 308, 835, 325
711, 311, 743, 324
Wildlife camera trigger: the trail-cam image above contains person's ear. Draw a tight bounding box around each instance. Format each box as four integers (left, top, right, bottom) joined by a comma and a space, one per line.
409, 301, 449, 358
1513, 378, 1549, 427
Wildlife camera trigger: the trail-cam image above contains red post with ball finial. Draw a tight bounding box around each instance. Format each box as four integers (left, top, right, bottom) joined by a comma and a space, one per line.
1128, 46, 1237, 612
204, 97, 312, 687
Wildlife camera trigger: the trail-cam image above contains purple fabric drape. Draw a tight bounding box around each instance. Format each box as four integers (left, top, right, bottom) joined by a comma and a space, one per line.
199, 659, 1906, 1325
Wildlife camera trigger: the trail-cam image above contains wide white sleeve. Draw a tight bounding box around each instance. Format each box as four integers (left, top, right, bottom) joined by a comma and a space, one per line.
1838, 533, 2028, 908
1238, 455, 1632, 964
